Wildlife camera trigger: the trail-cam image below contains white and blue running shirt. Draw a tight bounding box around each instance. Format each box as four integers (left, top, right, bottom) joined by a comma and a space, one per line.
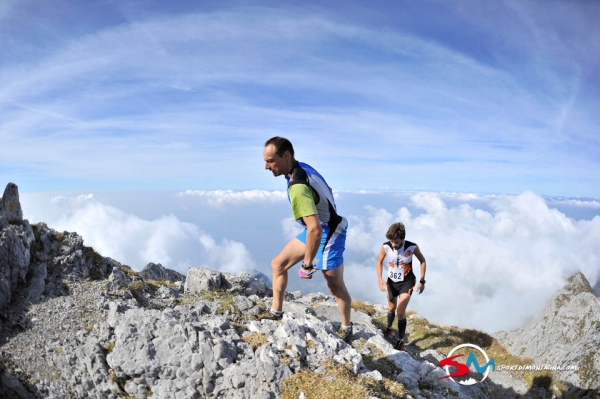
286, 162, 341, 228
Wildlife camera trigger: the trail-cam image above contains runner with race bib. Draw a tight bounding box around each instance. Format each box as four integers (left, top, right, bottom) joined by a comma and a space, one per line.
376, 222, 427, 351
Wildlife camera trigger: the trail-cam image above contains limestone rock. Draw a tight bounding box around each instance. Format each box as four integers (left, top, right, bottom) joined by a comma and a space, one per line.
0, 183, 23, 225
139, 262, 185, 283
0, 217, 34, 309
495, 272, 600, 389
185, 267, 223, 293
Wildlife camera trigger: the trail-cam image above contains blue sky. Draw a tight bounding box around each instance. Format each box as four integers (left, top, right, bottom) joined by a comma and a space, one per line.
1, 0, 599, 196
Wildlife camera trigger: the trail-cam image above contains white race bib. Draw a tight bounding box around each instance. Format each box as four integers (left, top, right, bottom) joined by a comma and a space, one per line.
388, 265, 404, 282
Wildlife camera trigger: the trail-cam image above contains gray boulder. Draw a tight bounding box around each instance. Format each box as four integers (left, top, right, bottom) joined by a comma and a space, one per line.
185, 268, 269, 297
139, 262, 185, 283
0, 182, 23, 225
185, 267, 223, 293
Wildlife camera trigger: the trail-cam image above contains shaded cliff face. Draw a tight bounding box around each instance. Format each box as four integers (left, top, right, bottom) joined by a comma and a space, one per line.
0, 183, 34, 310
0, 183, 24, 225
495, 272, 600, 389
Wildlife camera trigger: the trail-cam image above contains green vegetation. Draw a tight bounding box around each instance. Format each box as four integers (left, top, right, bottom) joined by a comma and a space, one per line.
240, 333, 268, 351
52, 231, 65, 242
351, 300, 377, 316
373, 310, 555, 389
280, 359, 407, 399
145, 279, 179, 290
200, 289, 242, 318
104, 342, 116, 353
85, 246, 106, 280
121, 267, 139, 278
175, 293, 201, 306
355, 339, 402, 378
128, 280, 147, 305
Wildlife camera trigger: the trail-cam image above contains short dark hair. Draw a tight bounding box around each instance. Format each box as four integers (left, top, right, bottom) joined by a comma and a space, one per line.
265, 136, 295, 158
386, 222, 406, 240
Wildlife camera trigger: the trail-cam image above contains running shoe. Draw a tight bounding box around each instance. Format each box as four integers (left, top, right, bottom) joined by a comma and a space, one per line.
256, 310, 283, 321
394, 340, 405, 351
298, 265, 317, 279
337, 323, 353, 343
384, 328, 394, 338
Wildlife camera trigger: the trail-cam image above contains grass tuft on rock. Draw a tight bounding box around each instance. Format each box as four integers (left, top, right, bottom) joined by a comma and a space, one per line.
375, 310, 555, 390
351, 300, 377, 316
280, 359, 408, 399
240, 332, 268, 351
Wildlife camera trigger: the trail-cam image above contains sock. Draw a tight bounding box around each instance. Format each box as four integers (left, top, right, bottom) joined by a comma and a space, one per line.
270, 309, 283, 316
398, 318, 407, 340
341, 324, 352, 331
387, 312, 396, 329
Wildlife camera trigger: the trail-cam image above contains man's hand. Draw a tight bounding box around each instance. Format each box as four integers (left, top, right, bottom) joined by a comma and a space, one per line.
378, 279, 386, 292
416, 283, 425, 294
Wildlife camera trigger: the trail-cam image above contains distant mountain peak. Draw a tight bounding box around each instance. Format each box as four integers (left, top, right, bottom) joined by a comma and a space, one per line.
494, 270, 600, 389
562, 272, 595, 296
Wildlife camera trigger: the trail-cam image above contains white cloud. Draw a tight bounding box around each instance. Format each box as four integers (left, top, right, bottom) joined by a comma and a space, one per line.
282, 217, 303, 241
343, 191, 600, 333
179, 190, 287, 208
548, 198, 600, 209
52, 200, 257, 276
51, 193, 95, 208
21, 188, 600, 334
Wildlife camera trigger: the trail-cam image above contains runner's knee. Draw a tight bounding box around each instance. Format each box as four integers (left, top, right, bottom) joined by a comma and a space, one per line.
271, 258, 287, 274
327, 282, 349, 299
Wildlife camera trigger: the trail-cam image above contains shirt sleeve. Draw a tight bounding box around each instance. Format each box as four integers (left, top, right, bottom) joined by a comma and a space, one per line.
289, 184, 318, 221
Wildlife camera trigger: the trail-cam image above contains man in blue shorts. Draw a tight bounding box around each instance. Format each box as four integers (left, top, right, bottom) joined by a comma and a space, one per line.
262, 136, 353, 341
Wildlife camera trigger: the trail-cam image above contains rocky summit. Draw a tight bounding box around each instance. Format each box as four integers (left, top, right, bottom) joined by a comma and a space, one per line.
1, 182, 598, 399
495, 272, 600, 391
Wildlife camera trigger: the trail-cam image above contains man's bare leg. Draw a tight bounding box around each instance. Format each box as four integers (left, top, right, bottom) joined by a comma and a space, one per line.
396, 293, 411, 320
323, 264, 352, 326
270, 238, 305, 312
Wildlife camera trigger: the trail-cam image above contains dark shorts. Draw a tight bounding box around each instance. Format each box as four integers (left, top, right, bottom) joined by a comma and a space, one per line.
387, 277, 416, 302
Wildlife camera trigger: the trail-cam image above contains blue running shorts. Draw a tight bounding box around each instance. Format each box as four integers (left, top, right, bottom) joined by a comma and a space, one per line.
295, 220, 347, 271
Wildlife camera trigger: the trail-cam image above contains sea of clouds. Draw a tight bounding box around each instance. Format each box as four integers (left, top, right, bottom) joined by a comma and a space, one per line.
20, 190, 600, 333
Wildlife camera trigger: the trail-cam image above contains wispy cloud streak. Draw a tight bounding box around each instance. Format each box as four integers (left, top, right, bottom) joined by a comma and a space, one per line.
0, 2, 598, 196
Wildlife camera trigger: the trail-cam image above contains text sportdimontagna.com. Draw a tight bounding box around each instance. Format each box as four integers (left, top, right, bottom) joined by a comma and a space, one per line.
496, 365, 578, 371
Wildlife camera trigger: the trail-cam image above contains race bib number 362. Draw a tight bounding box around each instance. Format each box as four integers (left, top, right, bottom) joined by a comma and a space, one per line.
388, 268, 404, 282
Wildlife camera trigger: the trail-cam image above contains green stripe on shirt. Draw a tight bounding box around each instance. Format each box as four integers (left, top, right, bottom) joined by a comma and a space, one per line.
289, 184, 317, 220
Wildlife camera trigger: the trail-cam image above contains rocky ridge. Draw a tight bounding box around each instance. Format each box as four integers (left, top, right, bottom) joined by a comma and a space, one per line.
494, 273, 600, 390
0, 182, 596, 398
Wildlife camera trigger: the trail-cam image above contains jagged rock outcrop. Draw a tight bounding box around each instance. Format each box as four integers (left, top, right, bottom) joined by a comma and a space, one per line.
139, 262, 185, 284
495, 272, 600, 389
0, 183, 24, 225
186, 267, 269, 297
0, 183, 34, 310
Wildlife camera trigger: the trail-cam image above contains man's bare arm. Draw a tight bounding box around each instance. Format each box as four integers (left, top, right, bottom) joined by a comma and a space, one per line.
302, 214, 322, 266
